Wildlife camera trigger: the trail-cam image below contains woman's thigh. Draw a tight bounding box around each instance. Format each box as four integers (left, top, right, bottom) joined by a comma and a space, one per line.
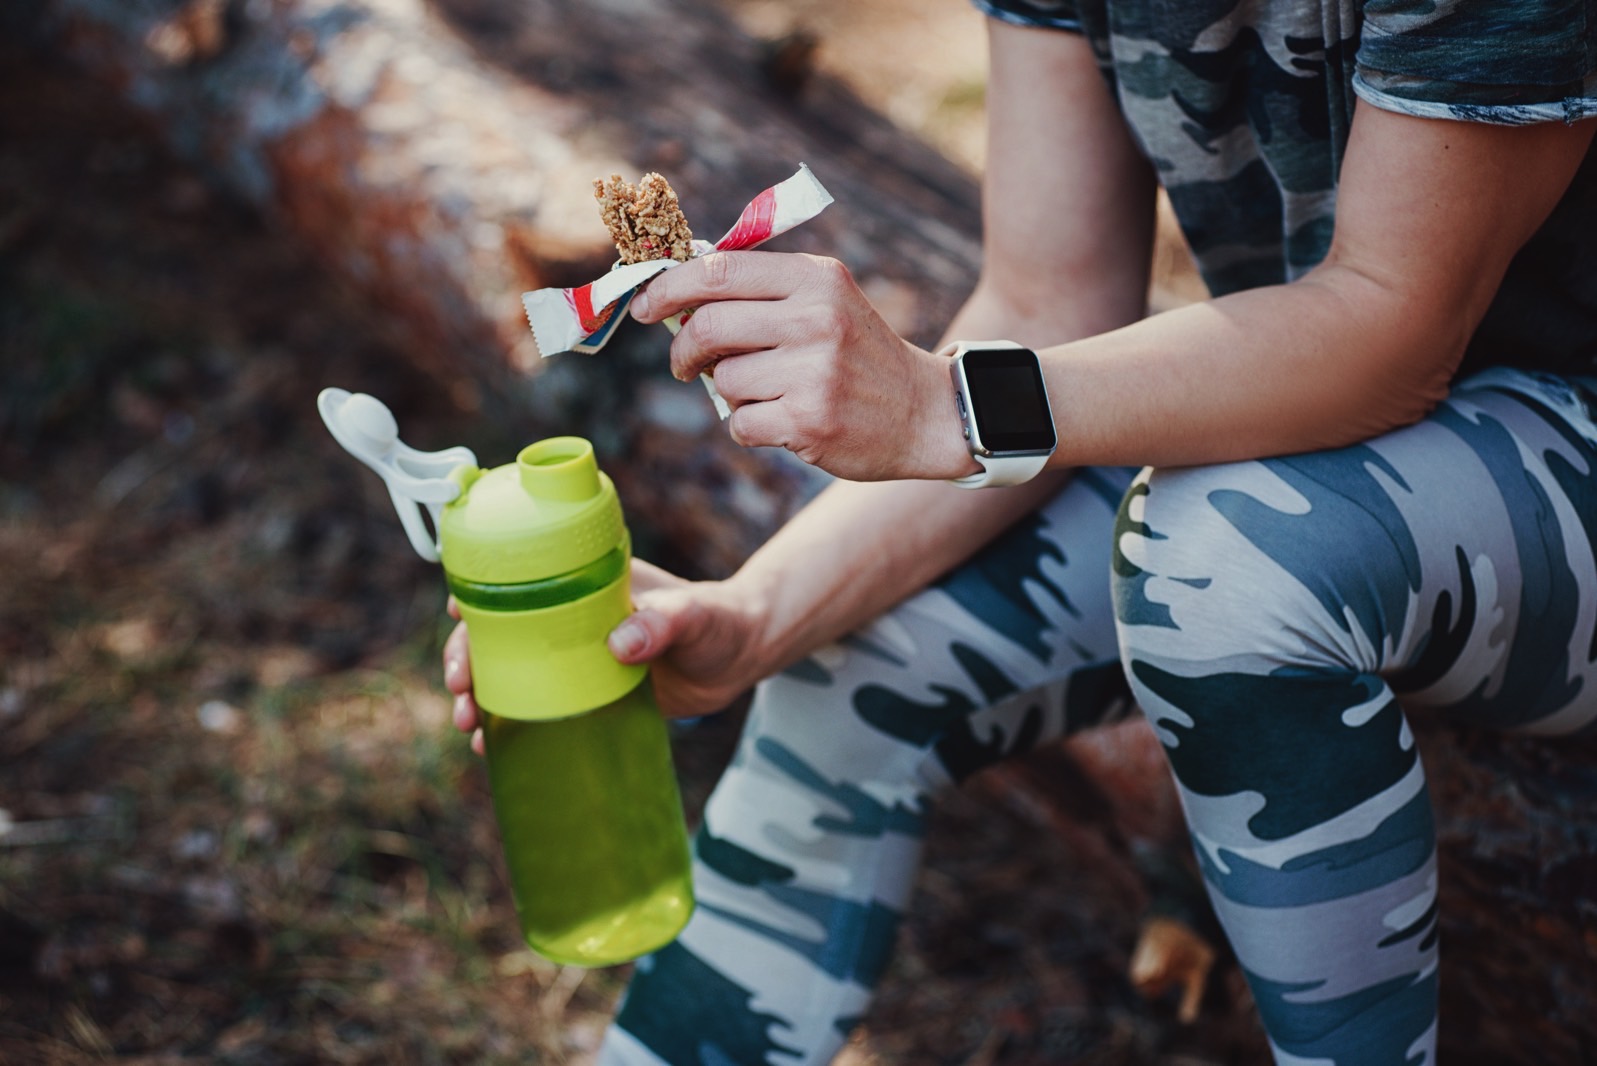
1117, 368, 1597, 738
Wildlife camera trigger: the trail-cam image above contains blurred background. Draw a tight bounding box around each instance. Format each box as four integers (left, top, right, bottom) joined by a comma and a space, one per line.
1, 1, 1590, 1064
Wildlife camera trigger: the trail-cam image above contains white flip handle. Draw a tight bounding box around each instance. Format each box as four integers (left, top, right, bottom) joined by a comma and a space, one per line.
317, 388, 477, 562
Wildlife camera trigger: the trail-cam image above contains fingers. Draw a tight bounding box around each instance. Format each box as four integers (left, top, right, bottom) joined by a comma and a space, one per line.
608, 607, 670, 664
452, 691, 479, 735
442, 618, 480, 738
630, 251, 798, 325
609, 577, 707, 665
665, 296, 791, 383
443, 620, 471, 695
697, 345, 791, 410
449, 569, 703, 742
632, 251, 865, 396
725, 395, 800, 452
617, 561, 697, 664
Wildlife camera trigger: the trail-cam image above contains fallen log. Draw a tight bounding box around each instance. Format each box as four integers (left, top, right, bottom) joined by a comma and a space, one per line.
26, 3, 980, 466
31, 0, 1001, 572
36, 0, 623, 401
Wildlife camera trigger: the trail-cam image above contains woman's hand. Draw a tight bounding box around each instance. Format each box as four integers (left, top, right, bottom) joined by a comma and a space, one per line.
442, 559, 774, 749
603, 558, 772, 718
630, 250, 976, 483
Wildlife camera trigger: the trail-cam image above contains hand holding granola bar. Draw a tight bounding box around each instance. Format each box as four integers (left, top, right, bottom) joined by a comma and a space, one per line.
520, 165, 834, 410
628, 244, 972, 483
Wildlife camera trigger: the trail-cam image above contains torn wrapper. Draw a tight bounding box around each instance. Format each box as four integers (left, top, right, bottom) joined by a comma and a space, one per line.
521, 164, 834, 418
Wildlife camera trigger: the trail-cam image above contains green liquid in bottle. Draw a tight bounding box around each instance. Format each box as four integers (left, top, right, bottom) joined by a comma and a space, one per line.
482, 679, 695, 967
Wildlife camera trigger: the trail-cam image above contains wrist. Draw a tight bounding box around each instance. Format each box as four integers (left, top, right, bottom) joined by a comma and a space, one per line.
719, 562, 789, 680
914, 343, 985, 480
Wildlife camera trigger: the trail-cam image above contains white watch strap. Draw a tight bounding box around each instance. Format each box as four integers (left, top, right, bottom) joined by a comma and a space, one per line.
950, 452, 1051, 489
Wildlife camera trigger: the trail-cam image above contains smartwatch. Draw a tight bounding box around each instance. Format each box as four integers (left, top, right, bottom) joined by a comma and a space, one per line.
941, 340, 1057, 489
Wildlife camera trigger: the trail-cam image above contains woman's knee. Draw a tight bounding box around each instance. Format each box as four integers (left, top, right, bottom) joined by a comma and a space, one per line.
1112, 459, 1415, 677
1111, 462, 1427, 827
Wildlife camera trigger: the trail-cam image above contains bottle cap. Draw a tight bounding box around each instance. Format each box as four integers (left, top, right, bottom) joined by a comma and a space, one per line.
438, 436, 626, 585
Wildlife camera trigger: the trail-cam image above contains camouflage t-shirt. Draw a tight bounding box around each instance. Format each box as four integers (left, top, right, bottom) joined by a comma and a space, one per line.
972, 0, 1597, 377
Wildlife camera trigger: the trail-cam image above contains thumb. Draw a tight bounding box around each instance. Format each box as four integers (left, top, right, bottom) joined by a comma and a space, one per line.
608, 597, 692, 664
612, 560, 695, 663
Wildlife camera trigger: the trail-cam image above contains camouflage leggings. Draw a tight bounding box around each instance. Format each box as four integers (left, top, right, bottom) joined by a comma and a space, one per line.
599, 368, 1597, 1066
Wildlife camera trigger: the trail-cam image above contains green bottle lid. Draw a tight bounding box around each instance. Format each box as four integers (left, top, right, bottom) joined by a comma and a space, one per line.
438, 437, 625, 585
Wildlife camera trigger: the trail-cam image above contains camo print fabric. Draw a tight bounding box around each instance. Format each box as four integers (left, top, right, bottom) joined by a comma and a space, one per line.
599, 368, 1597, 1066
974, 0, 1597, 376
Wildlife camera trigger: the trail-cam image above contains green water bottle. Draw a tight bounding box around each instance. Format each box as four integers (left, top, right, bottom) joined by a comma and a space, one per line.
317, 389, 695, 966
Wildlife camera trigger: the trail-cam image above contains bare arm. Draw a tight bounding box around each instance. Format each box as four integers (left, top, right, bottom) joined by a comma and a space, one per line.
1032, 105, 1597, 470
448, 23, 1154, 724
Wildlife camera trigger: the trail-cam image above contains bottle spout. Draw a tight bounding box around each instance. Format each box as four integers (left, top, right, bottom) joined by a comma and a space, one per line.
317, 388, 478, 562
518, 437, 601, 503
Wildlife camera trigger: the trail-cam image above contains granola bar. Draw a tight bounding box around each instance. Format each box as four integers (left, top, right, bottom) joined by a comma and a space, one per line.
593, 172, 695, 265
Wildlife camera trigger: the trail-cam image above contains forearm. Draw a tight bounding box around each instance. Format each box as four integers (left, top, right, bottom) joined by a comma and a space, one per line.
654, 20, 1158, 676
1039, 107, 1597, 471
729, 471, 1065, 674
719, 26, 1160, 670
1039, 263, 1458, 470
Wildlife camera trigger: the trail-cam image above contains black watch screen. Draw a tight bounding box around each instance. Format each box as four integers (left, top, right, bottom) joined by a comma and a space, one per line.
964, 347, 1056, 453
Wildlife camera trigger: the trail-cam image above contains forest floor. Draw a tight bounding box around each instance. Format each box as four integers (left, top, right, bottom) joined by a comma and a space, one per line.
0, 12, 1273, 1066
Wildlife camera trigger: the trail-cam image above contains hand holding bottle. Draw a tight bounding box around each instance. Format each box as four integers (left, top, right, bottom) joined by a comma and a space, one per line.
445, 557, 773, 750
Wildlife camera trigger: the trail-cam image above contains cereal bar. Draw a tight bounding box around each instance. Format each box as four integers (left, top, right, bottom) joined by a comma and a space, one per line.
593, 172, 695, 265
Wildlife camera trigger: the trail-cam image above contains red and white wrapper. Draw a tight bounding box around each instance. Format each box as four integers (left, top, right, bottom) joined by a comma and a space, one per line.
521, 163, 834, 418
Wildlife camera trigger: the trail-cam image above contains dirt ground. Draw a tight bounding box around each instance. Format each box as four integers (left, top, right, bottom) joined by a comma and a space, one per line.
0, 12, 1273, 1066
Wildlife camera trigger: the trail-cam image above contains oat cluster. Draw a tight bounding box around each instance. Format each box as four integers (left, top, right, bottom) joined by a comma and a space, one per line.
593, 172, 695, 265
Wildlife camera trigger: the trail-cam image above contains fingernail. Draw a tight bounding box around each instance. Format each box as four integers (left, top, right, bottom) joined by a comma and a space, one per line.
452, 694, 471, 730
609, 619, 647, 659
444, 657, 460, 682
630, 289, 652, 320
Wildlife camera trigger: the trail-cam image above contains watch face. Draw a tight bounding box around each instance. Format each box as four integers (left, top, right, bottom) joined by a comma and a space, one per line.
962, 347, 1056, 454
